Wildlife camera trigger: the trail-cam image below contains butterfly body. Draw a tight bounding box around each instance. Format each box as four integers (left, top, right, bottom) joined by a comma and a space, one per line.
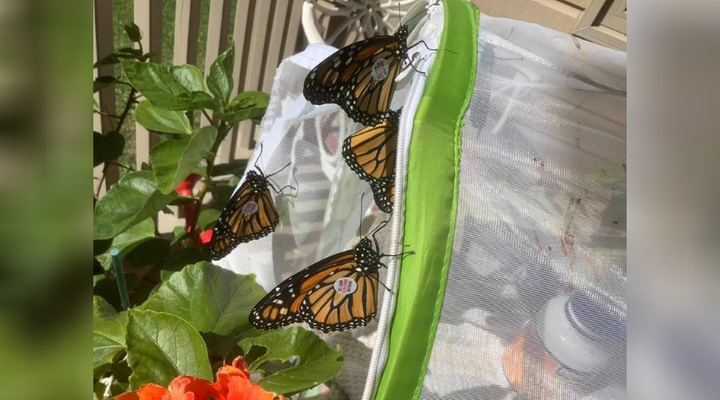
250, 237, 385, 333
304, 26, 409, 126
244, 170, 270, 193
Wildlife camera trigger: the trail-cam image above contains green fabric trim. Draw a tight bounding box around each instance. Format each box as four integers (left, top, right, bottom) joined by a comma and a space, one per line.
373, 0, 479, 399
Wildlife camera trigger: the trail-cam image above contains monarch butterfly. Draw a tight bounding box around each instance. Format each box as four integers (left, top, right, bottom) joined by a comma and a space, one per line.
250, 218, 408, 333
342, 110, 399, 213
210, 146, 294, 260
342, 109, 399, 184
303, 25, 409, 126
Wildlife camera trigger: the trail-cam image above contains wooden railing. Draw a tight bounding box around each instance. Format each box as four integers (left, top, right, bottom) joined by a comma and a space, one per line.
93, 0, 305, 232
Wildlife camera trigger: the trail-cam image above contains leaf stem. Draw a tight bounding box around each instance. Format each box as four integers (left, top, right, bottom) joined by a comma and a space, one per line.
110, 248, 130, 310
201, 109, 214, 126
190, 122, 230, 245
95, 87, 137, 198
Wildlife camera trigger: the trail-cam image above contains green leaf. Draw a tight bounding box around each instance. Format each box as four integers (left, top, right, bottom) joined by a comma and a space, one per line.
126, 309, 212, 389
211, 184, 233, 209
212, 161, 248, 177
93, 171, 178, 240
93, 98, 100, 113
122, 60, 205, 110
172, 65, 205, 92
178, 91, 219, 111
94, 131, 125, 167
202, 332, 241, 358
197, 208, 221, 230
142, 262, 265, 336
134, 101, 192, 134
96, 218, 156, 269
94, 53, 121, 67
218, 91, 269, 124
125, 238, 171, 268
169, 196, 196, 206
138, 52, 156, 62
150, 126, 217, 194
171, 226, 192, 247
238, 327, 344, 394
118, 47, 143, 57
93, 296, 128, 370
160, 248, 210, 281
124, 23, 142, 42
94, 238, 112, 257
207, 45, 235, 106
93, 76, 116, 93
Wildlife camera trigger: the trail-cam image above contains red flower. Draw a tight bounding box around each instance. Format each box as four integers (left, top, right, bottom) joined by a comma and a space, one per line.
200, 229, 213, 244
215, 357, 281, 400
117, 357, 283, 400
116, 384, 167, 400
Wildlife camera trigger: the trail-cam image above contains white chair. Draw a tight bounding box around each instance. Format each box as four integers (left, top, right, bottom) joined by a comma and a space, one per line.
302, 0, 421, 45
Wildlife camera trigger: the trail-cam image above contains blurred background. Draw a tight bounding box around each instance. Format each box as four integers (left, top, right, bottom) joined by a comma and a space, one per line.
2, 0, 720, 399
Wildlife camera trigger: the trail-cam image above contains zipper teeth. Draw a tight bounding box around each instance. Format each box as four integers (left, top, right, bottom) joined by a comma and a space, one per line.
361, 54, 434, 400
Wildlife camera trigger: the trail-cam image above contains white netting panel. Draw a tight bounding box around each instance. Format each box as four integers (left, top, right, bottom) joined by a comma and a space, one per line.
419, 16, 627, 400
215, 31, 418, 398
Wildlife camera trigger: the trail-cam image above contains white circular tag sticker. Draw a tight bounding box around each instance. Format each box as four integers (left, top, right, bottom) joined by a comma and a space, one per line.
333, 277, 357, 295
372, 58, 389, 81
241, 201, 259, 215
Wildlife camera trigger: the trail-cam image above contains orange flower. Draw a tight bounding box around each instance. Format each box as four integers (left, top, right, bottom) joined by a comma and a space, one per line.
116, 384, 167, 400
215, 357, 284, 400
116, 357, 284, 400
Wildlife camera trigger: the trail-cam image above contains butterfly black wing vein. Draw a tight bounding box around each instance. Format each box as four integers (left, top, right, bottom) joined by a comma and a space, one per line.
210, 170, 281, 260
250, 237, 384, 333
303, 26, 408, 126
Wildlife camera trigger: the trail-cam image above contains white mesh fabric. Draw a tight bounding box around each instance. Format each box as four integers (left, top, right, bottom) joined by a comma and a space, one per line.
419, 16, 627, 400
215, 35, 418, 399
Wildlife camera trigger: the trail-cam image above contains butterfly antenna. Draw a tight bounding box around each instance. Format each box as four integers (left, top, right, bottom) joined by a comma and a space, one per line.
401, 1, 440, 29
266, 161, 291, 179
369, 219, 390, 243
254, 143, 265, 176
358, 193, 366, 238
396, 2, 400, 27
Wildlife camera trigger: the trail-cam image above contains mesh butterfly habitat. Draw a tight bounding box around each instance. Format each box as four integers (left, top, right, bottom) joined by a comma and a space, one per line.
93, 0, 626, 399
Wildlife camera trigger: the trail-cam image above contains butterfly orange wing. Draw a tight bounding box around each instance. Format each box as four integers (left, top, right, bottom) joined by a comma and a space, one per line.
250, 250, 380, 333
210, 178, 279, 260
342, 110, 398, 184
303, 32, 405, 126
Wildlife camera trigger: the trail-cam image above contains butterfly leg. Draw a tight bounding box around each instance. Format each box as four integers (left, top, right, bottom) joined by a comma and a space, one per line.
369, 273, 395, 295
408, 39, 438, 52
381, 250, 415, 259
403, 55, 427, 77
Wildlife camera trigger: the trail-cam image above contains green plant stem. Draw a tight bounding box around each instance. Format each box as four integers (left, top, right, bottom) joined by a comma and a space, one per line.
201, 109, 213, 125
190, 121, 230, 244
95, 87, 138, 198
110, 248, 130, 310
108, 161, 134, 171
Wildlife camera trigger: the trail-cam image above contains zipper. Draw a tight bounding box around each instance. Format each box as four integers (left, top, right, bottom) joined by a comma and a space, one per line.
361, 43, 438, 400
